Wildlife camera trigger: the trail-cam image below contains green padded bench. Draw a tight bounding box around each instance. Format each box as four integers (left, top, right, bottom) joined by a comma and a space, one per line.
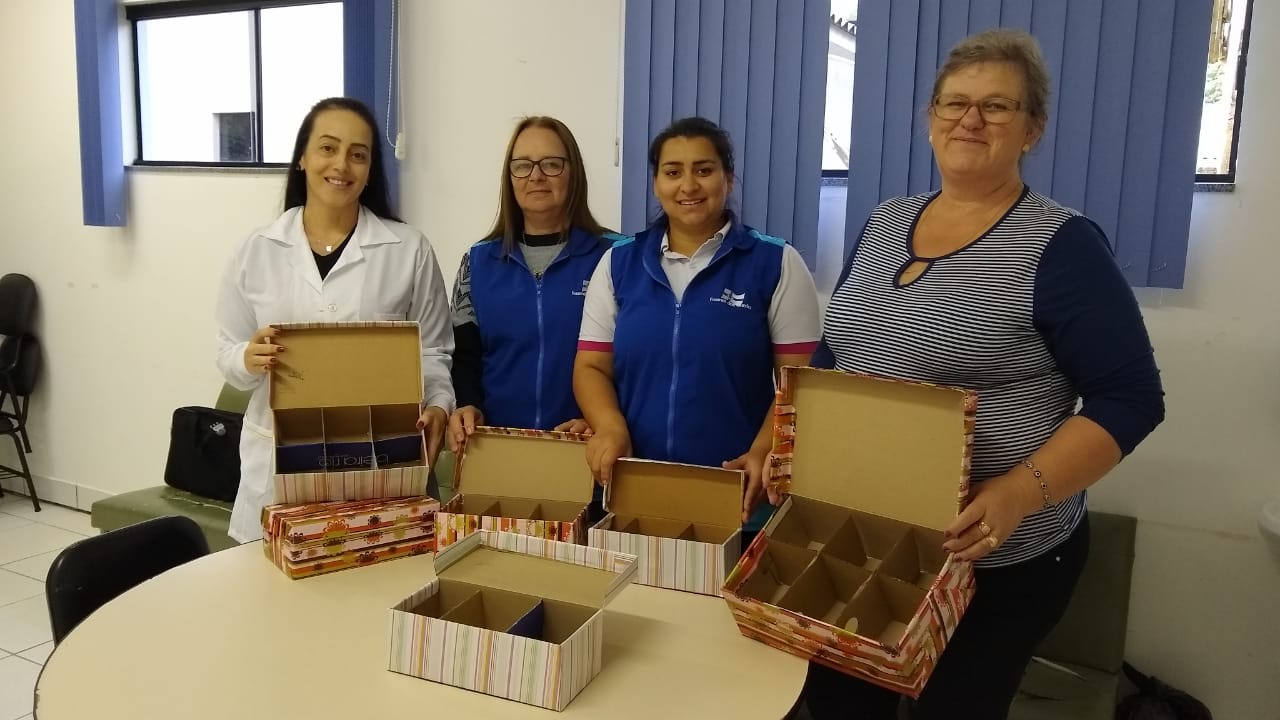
91, 385, 458, 553
1009, 511, 1138, 720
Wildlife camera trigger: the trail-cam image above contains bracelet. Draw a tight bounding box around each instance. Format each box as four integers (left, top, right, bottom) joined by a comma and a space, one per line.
1022, 459, 1053, 510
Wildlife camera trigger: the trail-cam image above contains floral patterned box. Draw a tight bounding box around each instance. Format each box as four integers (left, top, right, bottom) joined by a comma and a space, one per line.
388, 530, 637, 711
435, 427, 594, 551
721, 367, 978, 697
269, 322, 430, 504
588, 458, 742, 596
261, 496, 439, 580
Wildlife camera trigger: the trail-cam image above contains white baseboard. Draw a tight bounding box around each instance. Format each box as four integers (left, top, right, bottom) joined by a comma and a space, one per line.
0, 473, 114, 512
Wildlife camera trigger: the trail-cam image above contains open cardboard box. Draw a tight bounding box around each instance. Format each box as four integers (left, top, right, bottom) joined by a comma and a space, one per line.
270, 322, 430, 503
388, 530, 638, 711
722, 367, 977, 698
588, 458, 742, 596
435, 427, 593, 551
261, 496, 439, 579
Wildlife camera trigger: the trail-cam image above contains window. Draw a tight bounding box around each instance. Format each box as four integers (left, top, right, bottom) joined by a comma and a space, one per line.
823, 0, 857, 175
1196, 0, 1253, 183
127, 0, 343, 166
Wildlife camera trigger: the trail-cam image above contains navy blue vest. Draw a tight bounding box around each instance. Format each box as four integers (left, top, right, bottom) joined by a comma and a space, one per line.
469, 227, 607, 429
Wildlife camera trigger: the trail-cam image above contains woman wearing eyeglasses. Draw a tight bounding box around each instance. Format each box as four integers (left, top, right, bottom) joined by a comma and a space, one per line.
447, 116, 612, 453
792, 30, 1164, 719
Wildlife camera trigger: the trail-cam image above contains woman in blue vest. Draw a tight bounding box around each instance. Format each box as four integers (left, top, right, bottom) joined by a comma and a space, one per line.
447, 116, 611, 453
574, 116, 821, 528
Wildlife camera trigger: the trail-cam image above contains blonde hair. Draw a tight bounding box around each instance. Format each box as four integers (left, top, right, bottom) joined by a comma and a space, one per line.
933, 28, 1051, 129
486, 116, 608, 254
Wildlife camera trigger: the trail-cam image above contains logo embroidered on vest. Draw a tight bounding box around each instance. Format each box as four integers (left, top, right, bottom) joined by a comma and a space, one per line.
571, 279, 590, 297
711, 288, 752, 309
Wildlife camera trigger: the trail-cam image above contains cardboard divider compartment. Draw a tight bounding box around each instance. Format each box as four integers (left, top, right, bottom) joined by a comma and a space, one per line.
322, 406, 374, 471
371, 403, 424, 469
768, 496, 850, 552
737, 539, 817, 606
721, 366, 979, 697
611, 515, 694, 540
275, 408, 326, 473
845, 575, 927, 649
270, 323, 429, 502
776, 555, 873, 627
877, 526, 949, 590
439, 588, 544, 635
820, 512, 911, 572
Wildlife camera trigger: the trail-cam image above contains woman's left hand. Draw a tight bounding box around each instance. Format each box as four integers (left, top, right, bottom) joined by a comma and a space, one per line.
726, 444, 771, 524
553, 418, 594, 437
943, 472, 1039, 561
417, 405, 449, 468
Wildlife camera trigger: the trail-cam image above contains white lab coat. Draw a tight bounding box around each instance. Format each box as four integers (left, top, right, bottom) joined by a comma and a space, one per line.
214, 206, 455, 543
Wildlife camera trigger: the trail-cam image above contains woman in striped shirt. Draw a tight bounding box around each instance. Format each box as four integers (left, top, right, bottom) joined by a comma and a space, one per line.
792, 29, 1165, 719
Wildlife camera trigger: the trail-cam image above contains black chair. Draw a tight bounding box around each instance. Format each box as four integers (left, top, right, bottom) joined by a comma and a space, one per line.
0, 272, 40, 510
0, 334, 41, 510
45, 515, 210, 644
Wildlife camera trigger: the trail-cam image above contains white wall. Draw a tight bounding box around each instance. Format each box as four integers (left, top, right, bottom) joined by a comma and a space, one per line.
0, 1, 1276, 716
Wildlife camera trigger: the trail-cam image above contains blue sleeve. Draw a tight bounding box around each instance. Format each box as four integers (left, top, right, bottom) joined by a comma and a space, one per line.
1033, 216, 1165, 456
811, 220, 867, 371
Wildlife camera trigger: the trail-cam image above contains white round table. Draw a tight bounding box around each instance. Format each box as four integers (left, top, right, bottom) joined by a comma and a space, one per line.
35, 542, 806, 718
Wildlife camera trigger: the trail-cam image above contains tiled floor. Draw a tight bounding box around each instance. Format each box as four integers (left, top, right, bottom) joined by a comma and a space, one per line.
0, 493, 94, 720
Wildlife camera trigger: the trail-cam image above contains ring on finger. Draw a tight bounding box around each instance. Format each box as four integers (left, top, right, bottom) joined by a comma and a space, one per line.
978, 521, 992, 537
983, 534, 998, 549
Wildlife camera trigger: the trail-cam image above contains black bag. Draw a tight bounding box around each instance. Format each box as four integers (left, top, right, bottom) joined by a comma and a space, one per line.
163, 406, 243, 502
1116, 662, 1213, 720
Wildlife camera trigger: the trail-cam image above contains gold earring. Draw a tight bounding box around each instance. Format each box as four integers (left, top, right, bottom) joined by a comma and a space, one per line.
1022, 144, 1030, 152
928, 135, 934, 143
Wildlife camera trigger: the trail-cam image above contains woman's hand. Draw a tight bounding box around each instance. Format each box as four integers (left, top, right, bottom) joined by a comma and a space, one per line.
728, 444, 772, 524
447, 406, 484, 454
943, 472, 1040, 561
417, 405, 449, 468
553, 418, 594, 436
585, 424, 631, 486
243, 327, 284, 374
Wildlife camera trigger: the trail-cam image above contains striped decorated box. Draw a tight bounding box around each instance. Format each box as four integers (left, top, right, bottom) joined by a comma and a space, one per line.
722, 366, 978, 698
435, 427, 594, 552
588, 458, 742, 596
388, 530, 638, 711
268, 322, 430, 503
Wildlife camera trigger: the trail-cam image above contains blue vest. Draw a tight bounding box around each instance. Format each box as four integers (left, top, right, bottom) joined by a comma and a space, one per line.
469, 227, 607, 429
609, 221, 784, 527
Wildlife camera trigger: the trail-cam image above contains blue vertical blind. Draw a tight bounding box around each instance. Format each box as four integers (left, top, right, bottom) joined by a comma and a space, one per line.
622, 0, 830, 267
846, 0, 1213, 288
343, 0, 401, 210
73, 0, 126, 227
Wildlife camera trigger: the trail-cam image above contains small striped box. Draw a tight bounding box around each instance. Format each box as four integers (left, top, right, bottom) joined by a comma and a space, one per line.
268, 322, 430, 504
588, 458, 743, 597
388, 530, 637, 711
721, 366, 978, 698
435, 427, 594, 552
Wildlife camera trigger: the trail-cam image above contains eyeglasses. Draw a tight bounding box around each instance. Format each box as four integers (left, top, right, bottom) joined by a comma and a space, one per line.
931, 95, 1023, 124
509, 156, 567, 178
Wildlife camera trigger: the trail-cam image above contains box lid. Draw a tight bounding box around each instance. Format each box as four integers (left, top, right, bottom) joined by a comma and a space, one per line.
605, 459, 743, 528
434, 530, 637, 609
269, 322, 422, 410
770, 367, 975, 532
455, 427, 593, 505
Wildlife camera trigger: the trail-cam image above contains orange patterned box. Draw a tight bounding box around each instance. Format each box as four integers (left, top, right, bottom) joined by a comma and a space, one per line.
436, 427, 593, 552
261, 496, 438, 580
722, 367, 977, 698
269, 322, 430, 504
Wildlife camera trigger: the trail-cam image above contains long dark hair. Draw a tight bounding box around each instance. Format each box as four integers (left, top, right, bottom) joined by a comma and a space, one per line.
486, 116, 609, 255
646, 116, 736, 228
283, 97, 401, 221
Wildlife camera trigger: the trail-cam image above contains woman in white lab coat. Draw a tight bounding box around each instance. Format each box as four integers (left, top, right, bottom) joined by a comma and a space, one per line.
214, 97, 454, 544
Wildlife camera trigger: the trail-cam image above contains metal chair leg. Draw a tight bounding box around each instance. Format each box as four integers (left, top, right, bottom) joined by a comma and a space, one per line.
10, 433, 39, 512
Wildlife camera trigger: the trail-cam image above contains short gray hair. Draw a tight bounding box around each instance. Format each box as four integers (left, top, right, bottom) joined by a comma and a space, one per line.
932, 28, 1051, 128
